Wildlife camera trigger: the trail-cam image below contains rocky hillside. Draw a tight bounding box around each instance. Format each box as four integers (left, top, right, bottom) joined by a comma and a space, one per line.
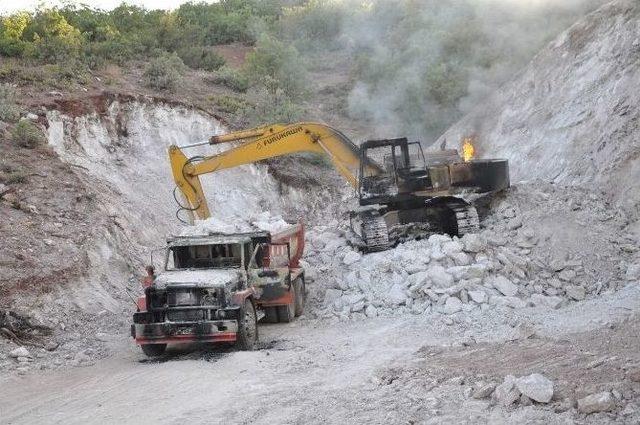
437, 0, 640, 225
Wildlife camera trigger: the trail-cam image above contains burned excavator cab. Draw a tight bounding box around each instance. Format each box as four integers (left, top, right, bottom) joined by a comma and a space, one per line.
359, 138, 435, 204
352, 137, 509, 251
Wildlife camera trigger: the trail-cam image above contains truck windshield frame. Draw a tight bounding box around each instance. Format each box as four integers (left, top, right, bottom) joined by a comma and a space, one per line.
165, 242, 244, 271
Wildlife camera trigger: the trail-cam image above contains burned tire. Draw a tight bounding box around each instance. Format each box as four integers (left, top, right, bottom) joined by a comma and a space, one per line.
277, 284, 296, 323
293, 278, 305, 317
236, 299, 258, 351
263, 307, 278, 323
141, 344, 166, 357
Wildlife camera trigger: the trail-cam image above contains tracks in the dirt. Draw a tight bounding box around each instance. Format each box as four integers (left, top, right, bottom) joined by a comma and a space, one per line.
135, 337, 294, 364
0, 285, 638, 425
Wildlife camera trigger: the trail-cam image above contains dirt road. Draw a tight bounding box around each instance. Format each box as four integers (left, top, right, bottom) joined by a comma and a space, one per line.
1, 284, 638, 425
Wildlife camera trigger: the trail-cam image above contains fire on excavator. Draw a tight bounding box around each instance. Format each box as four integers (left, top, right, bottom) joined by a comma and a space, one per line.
462, 136, 475, 162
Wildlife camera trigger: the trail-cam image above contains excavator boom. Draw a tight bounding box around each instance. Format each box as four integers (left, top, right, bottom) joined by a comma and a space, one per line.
169, 122, 379, 222
169, 120, 509, 251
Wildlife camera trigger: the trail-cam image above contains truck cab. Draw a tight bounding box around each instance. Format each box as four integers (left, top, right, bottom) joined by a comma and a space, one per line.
131, 224, 305, 356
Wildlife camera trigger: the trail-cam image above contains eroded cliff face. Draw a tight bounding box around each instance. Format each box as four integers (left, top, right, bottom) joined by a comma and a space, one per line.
1, 94, 346, 366
437, 0, 640, 222
42, 98, 289, 312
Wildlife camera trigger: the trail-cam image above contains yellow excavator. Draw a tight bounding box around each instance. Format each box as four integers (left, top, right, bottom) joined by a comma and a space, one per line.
169, 122, 509, 251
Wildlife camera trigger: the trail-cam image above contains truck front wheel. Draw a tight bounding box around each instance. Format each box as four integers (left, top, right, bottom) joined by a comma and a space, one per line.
236, 299, 258, 350
141, 343, 166, 357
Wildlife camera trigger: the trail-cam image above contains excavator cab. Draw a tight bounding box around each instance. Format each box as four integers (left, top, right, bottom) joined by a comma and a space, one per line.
358, 138, 431, 204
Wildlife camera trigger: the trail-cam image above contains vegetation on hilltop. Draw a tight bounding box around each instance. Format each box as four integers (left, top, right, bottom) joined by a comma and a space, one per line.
0, 0, 607, 138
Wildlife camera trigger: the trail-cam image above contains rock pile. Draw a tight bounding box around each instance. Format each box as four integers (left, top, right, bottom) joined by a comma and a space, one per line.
303, 182, 637, 320
305, 228, 540, 319
470, 373, 555, 407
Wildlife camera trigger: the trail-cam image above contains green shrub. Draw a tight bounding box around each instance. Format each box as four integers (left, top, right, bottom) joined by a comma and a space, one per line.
178, 46, 225, 71
0, 11, 30, 57
244, 34, 307, 100
242, 86, 303, 126
22, 9, 83, 63
11, 119, 45, 148
0, 38, 26, 57
83, 39, 133, 68
143, 52, 186, 91
207, 66, 249, 93
213, 95, 246, 113
175, 2, 270, 45
280, 1, 346, 50
0, 84, 20, 122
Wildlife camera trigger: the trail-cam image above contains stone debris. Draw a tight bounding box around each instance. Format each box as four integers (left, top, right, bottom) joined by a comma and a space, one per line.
626, 264, 640, 281
304, 180, 630, 321
443, 296, 463, 315
515, 373, 554, 403
494, 375, 521, 406
9, 347, 31, 359
472, 382, 497, 399
343, 251, 361, 266
565, 285, 586, 301
489, 275, 519, 297
627, 369, 640, 383
577, 391, 616, 414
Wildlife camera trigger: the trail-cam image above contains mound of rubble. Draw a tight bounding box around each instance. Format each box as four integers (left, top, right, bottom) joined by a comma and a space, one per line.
179, 212, 291, 236
304, 181, 638, 319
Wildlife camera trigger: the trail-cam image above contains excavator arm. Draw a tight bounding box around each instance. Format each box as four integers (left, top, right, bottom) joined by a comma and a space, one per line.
169, 122, 379, 222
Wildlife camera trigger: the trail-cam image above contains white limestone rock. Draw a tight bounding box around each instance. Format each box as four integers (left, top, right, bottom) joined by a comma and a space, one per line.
515, 373, 554, 403
577, 391, 616, 414
489, 275, 519, 297
443, 296, 463, 314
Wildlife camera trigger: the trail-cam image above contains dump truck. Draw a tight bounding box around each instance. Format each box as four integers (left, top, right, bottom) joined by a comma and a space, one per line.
131, 223, 305, 356
168, 122, 509, 251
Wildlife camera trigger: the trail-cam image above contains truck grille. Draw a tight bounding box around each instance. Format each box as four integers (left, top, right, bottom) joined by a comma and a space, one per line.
167, 288, 199, 306
167, 310, 204, 322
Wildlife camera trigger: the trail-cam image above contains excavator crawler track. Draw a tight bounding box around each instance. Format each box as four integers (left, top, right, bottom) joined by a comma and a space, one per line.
450, 204, 480, 236
361, 212, 391, 251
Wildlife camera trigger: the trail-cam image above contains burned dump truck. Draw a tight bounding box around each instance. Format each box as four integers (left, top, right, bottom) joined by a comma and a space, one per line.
131, 223, 305, 356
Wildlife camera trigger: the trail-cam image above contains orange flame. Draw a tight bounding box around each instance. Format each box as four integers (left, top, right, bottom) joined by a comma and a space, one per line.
462, 137, 475, 162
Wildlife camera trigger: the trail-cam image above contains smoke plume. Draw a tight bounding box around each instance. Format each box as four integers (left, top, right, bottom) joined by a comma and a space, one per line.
338, 0, 608, 143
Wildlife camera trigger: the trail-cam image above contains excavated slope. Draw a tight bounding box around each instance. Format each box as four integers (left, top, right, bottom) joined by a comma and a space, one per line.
437, 0, 640, 222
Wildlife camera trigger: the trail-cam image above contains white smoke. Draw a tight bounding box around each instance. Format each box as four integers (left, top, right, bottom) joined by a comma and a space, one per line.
338, 0, 608, 143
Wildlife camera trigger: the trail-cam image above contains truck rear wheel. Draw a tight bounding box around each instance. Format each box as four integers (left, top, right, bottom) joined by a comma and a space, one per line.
293, 278, 305, 317
236, 299, 258, 350
277, 284, 296, 323
141, 344, 166, 357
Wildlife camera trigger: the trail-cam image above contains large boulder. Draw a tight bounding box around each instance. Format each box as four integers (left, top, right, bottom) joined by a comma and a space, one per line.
443, 296, 463, 314
577, 391, 616, 414
461, 233, 486, 253
343, 251, 362, 265
386, 284, 408, 306
489, 275, 519, 297
427, 265, 454, 288
494, 375, 521, 406
9, 347, 31, 358
515, 373, 554, 403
